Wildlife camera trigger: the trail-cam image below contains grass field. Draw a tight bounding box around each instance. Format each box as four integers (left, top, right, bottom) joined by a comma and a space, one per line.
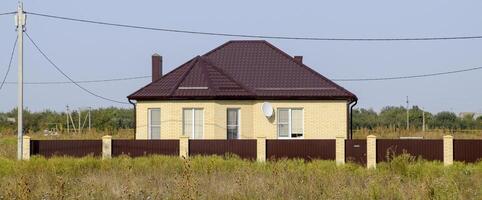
0, 130, 481, 199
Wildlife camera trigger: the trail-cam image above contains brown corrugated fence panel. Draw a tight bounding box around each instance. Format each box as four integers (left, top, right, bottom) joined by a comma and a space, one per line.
376, 139, 443, 162
454, 140, 482, 163
112, 140, 179, 157
30, 140, 102, 158
266, 140, 335, 161
189, 140, 257, 160
345, 140, 366, 164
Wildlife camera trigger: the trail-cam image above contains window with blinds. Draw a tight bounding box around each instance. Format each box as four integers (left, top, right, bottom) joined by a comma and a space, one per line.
183, 108, 203, 139
277, 108, 303, 138
227, 109, 240, 139
148, 108, 161, 139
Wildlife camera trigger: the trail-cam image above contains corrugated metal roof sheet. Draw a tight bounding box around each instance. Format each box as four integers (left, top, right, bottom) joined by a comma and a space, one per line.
128, 40, 357, 101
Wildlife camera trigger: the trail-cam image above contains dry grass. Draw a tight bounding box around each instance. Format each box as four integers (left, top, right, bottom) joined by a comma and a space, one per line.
0, 155, 481, 199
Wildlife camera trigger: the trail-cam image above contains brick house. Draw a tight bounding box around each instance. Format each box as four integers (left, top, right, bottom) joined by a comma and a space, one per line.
128, 40, 357, 140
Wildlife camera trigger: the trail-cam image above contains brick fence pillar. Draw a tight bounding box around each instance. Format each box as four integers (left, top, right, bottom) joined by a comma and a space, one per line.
102, 135, 112, 160
367, 135, 377, 169
22, 136, 30, 160
443, 135, 453, 166
179, 136, 189, 159
257, 136, 266, 162
336, 136, 345, 165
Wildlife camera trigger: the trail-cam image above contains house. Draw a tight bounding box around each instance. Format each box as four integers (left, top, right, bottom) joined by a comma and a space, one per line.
128, 40, 357, 140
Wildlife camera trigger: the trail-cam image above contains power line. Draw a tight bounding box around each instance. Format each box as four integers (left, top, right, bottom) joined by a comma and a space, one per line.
2, 65, 482, 85
332, 66, 482, 81
0, 36, 17, 91
25, 32, 130, 105
0, 11, 15, 16
4, 75, 150, 85
27, 12, 482, 42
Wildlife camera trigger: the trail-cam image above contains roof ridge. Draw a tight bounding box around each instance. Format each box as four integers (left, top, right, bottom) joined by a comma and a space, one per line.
168, 56, 200, 96
260, 41, 357, 101
202, 40, 268, 57
199, 56, 256, 95
198, 58, 216, 96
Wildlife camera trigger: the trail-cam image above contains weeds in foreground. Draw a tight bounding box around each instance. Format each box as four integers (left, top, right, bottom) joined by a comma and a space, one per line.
0, 155, 481, 199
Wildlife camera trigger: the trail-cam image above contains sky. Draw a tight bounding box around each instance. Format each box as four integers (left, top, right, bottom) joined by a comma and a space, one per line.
0, 0, 481, 114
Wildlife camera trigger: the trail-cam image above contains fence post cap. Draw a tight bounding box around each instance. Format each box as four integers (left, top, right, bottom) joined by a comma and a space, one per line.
443, 135, 453, 139
335, 136, 345, 139
257, 136, 266, 139
102, 135, 112, 139
367, 135, 377, 139
22, 135, 30, 139
179, 135, 189, 139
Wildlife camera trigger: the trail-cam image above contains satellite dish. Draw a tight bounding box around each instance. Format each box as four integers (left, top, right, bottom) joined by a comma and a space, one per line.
261, 102, 273, 118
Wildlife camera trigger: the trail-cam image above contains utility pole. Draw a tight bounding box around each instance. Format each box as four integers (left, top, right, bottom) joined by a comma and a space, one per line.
78, 108, 82, 133
422, 108, 426, 132
15, 2, 26, 160
66, 105, 70, 133
88, 107, 91, 132
406, 96, 409, 130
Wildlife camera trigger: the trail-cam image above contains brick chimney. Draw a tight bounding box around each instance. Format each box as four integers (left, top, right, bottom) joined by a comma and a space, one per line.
152, 53, 162, 82
294, 56, 303, 64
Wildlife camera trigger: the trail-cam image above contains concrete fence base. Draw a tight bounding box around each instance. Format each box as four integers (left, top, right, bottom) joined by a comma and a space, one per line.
257, 137, 266, 162
22, 136, 30, 160
179, 136, 189, 159
102, 135, 112, 160
335, 136, 345, 165
443, 135, 453, 166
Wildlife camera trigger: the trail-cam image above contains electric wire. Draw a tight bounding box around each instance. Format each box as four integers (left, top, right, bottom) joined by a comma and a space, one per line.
3, 65, 481, 85
4, 75, 150, 85
25, 31, 130, 105
0, 36, 17, 91
332, 66, 482, 81
27, 12, 482, 42
0, 11, 15, 16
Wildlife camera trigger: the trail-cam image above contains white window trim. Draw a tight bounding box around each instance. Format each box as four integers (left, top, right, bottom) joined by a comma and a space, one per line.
277, 108, 304, 139
148, 108, 161, 140
182, 108, 204, 139
227, 108, 241, 139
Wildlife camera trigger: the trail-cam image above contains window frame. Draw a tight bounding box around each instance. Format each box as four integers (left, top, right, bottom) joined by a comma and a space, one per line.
148, 108, 161, 140
226, 108, 241, 139
182, 108, 204, 139
277, 108, 304, 139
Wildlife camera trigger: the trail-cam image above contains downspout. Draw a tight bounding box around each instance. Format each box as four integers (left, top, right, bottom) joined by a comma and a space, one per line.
128, 99, 136, 140
349, 100, 358, 140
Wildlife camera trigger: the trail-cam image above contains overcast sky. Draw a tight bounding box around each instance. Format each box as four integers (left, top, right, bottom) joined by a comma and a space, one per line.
0, 0, 481, 113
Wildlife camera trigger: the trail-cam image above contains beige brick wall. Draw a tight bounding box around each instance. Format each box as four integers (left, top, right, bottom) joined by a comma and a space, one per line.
136, 100, 348, 140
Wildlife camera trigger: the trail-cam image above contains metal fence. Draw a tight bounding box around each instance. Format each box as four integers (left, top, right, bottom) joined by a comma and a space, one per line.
28, 138, 482, 164
112, 140, 179, 157
376, 139, 444, 162
189, 140, 257, 160
30, 140, 102, 158
345, 140, 367, 164
266, 140, 335, 160
454, 140, 482, 163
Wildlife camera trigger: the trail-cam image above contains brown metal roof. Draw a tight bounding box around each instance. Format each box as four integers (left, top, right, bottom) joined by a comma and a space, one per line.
128, 40, 357, 101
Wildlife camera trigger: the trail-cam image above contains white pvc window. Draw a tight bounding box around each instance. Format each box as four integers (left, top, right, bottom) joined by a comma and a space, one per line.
183, 108, 203, 139
227, 109, 240, 139
148, 108, 161, 139
277, 108, 303, 139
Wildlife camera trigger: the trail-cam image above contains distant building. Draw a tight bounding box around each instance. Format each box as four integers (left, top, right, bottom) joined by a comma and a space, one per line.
458, 112, 482, 119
